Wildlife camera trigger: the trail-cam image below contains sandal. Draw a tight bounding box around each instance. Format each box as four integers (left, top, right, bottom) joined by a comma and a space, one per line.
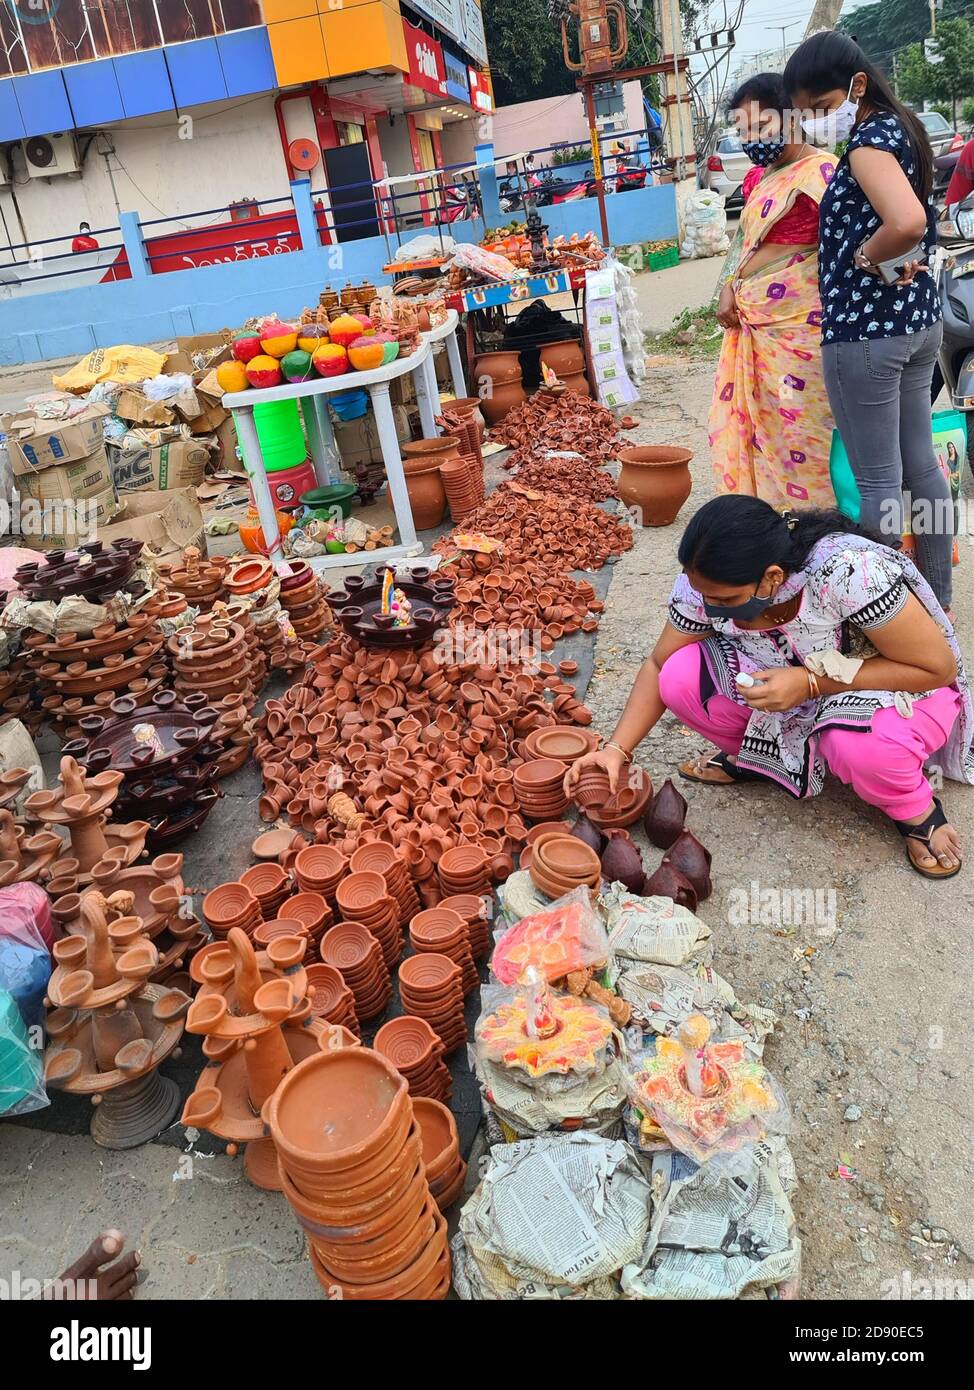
678, 751, 765, 785
895, 797, 963, 879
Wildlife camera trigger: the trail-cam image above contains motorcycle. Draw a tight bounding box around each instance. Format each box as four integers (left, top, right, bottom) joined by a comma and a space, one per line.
498, 177, 524, 215
530, 168, 592, 206
934, 191, 974, 468
443, 178, 479, 223
595, 161, 649, 196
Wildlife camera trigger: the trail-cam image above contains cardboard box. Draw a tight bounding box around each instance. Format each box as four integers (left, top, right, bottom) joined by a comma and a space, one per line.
97, 486, 204, 562
109, 432, 210, 493
115, 388, 176, 428
334, 407, 410, 471
163, 332, 232, 378
12, 444, 119, 550
2, 403, 110, 474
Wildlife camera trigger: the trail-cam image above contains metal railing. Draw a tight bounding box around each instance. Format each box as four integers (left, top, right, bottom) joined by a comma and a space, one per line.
141, 194, 301, 271
0, 222, 125, 286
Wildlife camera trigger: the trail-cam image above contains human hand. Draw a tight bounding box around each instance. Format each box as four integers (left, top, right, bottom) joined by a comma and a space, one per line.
741, 667, 814, 712
563, 745, 628, 797
894, 258, 928, 286
716, 282, 739, 329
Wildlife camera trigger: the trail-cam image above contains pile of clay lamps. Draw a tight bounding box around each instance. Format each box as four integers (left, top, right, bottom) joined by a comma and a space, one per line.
413, 1096, 466, 1211
374, 1015, 452, 1102
434, 483, 633, 573
397, 952, 467, 1054
24, 613, 166, 730
489, 385, 621, 464
334, 870, 403, 968
434, 545, 603, 651
303, 962, 360, 1034
440, 893, 491, 958
527, 830, 601, 897
514, 757, 570, 820
278, 560, 331, 640
440, 455, 482, 523
319, 920, 393, 1020
504, 449, 618, 503
266, 1048, 451, 1299
409, 906, 478, 996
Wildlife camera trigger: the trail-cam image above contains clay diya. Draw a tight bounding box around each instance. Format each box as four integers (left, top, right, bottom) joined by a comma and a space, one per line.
319, 921, 392, 1020
409, 907, 478, 996
528, 833, 600, 899
397, 952, 466, 1055
412, 1096, 466, 1210
373, 1015, 452, 1102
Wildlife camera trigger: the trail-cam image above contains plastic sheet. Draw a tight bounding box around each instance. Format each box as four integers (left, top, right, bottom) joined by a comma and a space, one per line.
490, 885, 609, 986
0, 884, 54, 1033
0, 986, 47, 1117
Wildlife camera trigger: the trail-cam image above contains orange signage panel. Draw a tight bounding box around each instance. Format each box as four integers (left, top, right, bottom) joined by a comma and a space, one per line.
268, 16, 331, 86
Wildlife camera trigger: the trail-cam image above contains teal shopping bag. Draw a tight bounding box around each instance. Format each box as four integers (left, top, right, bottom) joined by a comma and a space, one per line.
829, 409, 967, 526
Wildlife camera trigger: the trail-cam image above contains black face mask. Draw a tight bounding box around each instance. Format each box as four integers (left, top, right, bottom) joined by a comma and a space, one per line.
741, 138, 786, 167
703, 584, 777, 621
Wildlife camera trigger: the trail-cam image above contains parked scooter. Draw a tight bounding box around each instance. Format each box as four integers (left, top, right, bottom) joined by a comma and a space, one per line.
934, 191, 974, 467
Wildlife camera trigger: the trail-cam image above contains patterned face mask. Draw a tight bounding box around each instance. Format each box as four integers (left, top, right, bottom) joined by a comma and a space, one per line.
742, 138, 786, 167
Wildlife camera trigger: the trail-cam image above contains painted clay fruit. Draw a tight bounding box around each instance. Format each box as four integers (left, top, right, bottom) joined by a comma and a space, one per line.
216, 359, 249, 393
259, 320, 298, 358
297, 325, 330, 354
246, 355, 283, 389
281, 349, 315, 383
313, 343, 349, 377
329, 313, 370, 348
232, 330, 261, 363
347, 335, 385, 372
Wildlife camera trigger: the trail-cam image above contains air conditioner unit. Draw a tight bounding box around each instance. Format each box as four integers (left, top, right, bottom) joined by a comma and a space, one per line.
23, 133, 80, 179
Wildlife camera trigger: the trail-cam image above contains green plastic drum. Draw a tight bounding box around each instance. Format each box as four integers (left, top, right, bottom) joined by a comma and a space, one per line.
238, 399, 307, 474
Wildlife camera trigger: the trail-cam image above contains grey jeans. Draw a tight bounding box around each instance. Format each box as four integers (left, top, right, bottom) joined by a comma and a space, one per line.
822, 321, 952, 610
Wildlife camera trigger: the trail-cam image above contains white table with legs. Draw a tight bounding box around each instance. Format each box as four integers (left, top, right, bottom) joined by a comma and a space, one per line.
222, 309, 465, 570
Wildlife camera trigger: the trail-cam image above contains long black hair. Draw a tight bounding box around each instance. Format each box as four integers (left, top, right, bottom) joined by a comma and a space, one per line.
677, 495, 890, 585
783, 30, 933, 200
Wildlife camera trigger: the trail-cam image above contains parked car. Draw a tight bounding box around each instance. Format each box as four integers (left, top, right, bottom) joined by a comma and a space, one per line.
915, 110, 965, 159
697, 130, 749, 212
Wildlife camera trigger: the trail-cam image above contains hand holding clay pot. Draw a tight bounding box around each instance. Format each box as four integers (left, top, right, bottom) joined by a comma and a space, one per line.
564, 745, 628, 798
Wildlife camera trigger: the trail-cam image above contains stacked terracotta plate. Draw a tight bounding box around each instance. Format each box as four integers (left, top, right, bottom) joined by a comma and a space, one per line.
439, 893, 492, 959
374, 1015, 452, 1101
528, 832, 601, 899
414, 1097, 467, 1212
202, 882, 260, 938
239, 862, 292, 920
266, 1049, 451, 1299
513, 757, 570, 820
336, 871, 402, 969
523, 725, 601, 764
572, 765, 654, 829
398, 952, 467, 1055
319, 921, 392, 1021
409, 907, 478, 996
304, 962, 361, 1036
294, 845, 347, 906
286, 890, 334, 957
436, 845, 491, 897
349, 843, 419, 927
439, 457, 480, 523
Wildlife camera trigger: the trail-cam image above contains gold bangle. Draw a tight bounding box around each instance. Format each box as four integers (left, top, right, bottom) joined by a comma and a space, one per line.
806, 669, 820, 699
605, 741, 633, 763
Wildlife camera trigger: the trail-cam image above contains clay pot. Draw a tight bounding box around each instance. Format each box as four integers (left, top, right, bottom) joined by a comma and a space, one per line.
663, 829, 712, 901
540, 339, 584, 379
401, 458, 448, 531
644, 777, 688, 849
642, 862, 698, 912
617, 445, 693, 527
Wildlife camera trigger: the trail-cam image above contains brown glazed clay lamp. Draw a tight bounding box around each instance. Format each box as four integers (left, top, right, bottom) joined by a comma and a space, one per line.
180, 927, 339, 1191
44, 891, 191, 1148
25, 756, 149, 883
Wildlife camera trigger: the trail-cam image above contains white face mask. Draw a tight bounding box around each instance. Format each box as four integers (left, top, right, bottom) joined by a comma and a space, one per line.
802, 78, 859, 146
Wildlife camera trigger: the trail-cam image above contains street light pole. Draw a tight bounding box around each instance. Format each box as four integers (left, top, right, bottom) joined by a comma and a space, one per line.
771, 21, 801, 61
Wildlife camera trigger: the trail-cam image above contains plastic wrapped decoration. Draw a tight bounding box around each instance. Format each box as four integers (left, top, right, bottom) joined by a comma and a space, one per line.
628, 1013, 789, 1163
490, 885, 609, 986
0, 987, 47, 1116
475, 971, 617, 1080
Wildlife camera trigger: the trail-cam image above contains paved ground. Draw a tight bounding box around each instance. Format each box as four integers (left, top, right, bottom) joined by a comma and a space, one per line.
2, 253, 971, 1299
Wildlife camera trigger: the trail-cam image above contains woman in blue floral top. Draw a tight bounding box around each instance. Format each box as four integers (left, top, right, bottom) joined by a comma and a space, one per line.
783, 32, 953, 612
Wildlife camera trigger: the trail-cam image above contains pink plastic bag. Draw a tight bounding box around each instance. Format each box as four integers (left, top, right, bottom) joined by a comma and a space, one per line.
0, 882, 56, 955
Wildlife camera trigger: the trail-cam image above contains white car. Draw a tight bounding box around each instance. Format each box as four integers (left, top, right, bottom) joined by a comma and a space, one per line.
697, 131, 750, 212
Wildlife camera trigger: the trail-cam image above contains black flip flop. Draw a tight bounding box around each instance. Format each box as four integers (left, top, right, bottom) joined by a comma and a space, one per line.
678, 751, 766, 785
895, 797, 962, 879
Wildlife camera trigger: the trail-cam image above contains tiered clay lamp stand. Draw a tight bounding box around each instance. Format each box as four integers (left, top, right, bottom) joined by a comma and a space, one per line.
278, 560, 331, 642
0, 767, 33, 815
0, 809, 63, 887
24, 613, 168, 734
24, 756, 148, 885
0, 652, 39, 734
61, 691, 246, 848
181, 926, 338, 1190
226, 557, 321, 676
81, 850, 205, 987
265, 1048, 452, 1299
330, 566, 455, 649
160, 547, 227, 613
43, 891, 191, 1147
167, 614, 262, 713
14, 540, 144, 605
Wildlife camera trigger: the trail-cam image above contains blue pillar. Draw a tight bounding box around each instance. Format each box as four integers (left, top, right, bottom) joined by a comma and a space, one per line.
291, 178, 319, 252
475, 141, 502, 227
119, 210, 150, 278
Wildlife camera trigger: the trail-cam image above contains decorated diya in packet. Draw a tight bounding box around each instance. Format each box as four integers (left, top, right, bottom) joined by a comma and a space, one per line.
475, 973, 616, 1080
491, 889, 609, 987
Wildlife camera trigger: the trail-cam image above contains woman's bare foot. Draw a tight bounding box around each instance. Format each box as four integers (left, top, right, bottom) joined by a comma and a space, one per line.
44, 1230, 141, 1300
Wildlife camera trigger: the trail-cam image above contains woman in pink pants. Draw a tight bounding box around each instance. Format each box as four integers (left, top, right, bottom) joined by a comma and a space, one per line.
566, 495, 970, 878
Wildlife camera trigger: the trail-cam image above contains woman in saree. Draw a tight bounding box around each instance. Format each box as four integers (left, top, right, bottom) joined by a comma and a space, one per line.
711, 74, 837, 509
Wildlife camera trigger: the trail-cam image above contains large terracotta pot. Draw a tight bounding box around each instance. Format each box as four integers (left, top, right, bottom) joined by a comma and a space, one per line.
617, 444, 693, 526
479, 379, 526, 426
561, 371, 591, 398
474, 351, 526, 425
403, 465, 448, 530
540, 339, 584, 378
402, 435, 461, 467
473, 350, 521, 384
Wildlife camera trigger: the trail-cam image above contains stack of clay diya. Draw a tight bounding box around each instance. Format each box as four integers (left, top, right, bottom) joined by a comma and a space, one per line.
413, 1096, 466, 1211
167, 613, 263, 713
0, 808, 63, 886
527, 831, 601, 898
26, 613, 167, 730
397, 952, 467, 1055
330, 565, 455, 648
374, 1015, 452, 1102
14, 540, 145, 605
349, 842, 419, 926
24, 756, 148, 884
278, 560, 330, 640
181, 926, 340, 1190
571, 764, 654, 831
282, 890, 334, 959
159, 547, 228, 613
436, 845, 492, 897
440, 893, 492, 959
239, 861, 293, 922
294, 845, 346, 907
409, 906, 478, 996
514, 758, 571, 822
60, 690, 245, 847
202, 881, 261, 940
51, 850, 205, 989
303, 963, 360, 1035
43, 890, 191, 1147
335, 870, 403, 968
319, 920, 393, 1021
0, 651, 37, 732
265, 1048, 452, 1299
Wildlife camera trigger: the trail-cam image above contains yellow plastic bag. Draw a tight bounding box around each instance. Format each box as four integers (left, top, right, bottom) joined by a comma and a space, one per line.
53, 345, 167, 394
